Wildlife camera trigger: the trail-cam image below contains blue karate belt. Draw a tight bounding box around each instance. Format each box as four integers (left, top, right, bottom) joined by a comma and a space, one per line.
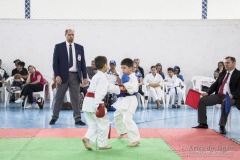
167, 86, 179, 95
117, 93, 137, 98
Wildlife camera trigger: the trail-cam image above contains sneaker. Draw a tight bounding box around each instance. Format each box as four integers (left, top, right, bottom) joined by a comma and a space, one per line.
25, 105, 32, 109
15, 98, 23, 103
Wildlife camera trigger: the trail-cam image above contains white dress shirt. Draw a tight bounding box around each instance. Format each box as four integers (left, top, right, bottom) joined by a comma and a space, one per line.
66, 41, 77, 72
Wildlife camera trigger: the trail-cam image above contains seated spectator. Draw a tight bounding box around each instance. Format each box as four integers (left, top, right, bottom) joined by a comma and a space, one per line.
0, 59, 9, 87
173, 66, 184, 82
6, 74, 25, 99
144, 66, 164, 109
134, 58, 144, 78
213, 69, 219, 80
105, 60, 121, 111
12, 59, 21, 76
214, 61, 225, 79
13, 62, 28, 80
156, 63, 165, 79
106, 60, 121, 84
133, 62, 144, 96
86, 60, 96, 80
15, 65, 45, 108
165, 67, 184, 108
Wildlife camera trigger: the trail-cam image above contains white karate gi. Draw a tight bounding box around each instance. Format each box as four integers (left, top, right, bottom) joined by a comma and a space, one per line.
114, 73, 140, 143
82, 70, 120, 147
144, 73, 164, 102
164, 75, 183, 105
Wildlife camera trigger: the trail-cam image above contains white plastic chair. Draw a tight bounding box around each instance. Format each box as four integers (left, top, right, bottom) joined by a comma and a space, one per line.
145, 84, 166, 108
191, 76, 205, 90
165, 83, 187, 108
141, 84, 148, 108
0, 86, 4, 102
212, 104, 232, 132
3, 77, 15, 107
194, 77, 215, 93
23, 83, 47, 108
49, 80, 55, 108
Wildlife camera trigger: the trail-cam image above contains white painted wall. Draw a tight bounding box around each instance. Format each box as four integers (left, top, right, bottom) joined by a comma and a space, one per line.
0, 20, 240, 90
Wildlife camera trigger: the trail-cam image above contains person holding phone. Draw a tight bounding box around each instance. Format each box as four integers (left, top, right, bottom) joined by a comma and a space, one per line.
15, 65, 45, 109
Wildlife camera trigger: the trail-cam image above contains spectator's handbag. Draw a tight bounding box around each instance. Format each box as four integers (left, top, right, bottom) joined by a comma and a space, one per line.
36, 97, 44, 109
61, 102, 72, 110
185, 89, 201, 109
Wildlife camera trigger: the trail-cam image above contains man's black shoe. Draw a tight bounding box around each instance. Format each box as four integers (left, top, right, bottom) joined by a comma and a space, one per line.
192, 123, 208, 129
219, 126, 227, 134
75, 120, 86, 125
172, 105, 176, 108
49, 119, 57, 125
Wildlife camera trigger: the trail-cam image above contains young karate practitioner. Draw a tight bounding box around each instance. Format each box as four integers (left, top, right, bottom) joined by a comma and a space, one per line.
164, 67, 184, 108
144, 66, 164, 109
114, 58, 140, 147
82, 56, 120, 150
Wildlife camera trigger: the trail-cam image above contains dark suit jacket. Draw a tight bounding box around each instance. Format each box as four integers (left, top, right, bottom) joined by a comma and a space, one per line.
53, 42, 87, 83
207, 69, 240, 109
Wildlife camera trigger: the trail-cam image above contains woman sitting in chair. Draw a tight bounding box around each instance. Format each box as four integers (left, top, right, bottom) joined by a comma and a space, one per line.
15, 65, 45, 108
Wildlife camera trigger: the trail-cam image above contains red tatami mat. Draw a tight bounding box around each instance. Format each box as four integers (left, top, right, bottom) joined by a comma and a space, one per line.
158, 128, 240, 160
0, 128, 239, 159
0, 128, 41, 138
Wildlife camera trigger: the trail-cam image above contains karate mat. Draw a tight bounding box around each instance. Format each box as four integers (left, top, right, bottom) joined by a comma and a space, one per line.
0, 128, 239, 160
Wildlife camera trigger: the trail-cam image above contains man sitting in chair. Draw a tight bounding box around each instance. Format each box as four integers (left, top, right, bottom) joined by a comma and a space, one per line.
144, 66, 164, 109
164, 67, 184, 108
193, 56, 240, 134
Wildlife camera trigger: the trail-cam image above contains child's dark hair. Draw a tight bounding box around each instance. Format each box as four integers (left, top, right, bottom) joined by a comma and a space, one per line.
121, 58, 133, 67
151, 66, 156, 69
94, 56, 107, 69
167, 67, 174, 72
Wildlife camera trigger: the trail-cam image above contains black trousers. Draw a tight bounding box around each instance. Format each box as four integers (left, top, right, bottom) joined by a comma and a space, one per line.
198, 94, 235, 127
138, 85, 144, 96
21, 84, 43, 103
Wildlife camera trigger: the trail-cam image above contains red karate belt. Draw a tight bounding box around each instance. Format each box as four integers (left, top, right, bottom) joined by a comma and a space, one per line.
86, 92, 95, 98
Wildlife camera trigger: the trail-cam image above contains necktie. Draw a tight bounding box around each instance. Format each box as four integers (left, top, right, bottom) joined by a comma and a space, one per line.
218, 72, 230, 97
69, 44, 73, 68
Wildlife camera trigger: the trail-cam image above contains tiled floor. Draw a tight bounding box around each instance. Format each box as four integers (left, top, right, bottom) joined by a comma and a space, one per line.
0, 101, 239, 142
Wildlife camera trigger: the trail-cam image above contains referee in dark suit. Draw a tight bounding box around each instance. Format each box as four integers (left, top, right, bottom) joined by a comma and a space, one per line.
50, 29, 87, 125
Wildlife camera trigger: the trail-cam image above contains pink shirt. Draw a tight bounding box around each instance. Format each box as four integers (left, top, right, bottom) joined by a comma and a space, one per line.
30, 71, 45, 85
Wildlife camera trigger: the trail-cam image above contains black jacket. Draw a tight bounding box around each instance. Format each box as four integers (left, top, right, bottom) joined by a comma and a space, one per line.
207, 69, 240, 109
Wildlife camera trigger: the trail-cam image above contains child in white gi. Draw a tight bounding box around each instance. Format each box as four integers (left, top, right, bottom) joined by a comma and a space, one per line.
82, 56, 120, 150
144, 66, 164, 109
114, 58, 140, 147
164, 67, 184, 108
